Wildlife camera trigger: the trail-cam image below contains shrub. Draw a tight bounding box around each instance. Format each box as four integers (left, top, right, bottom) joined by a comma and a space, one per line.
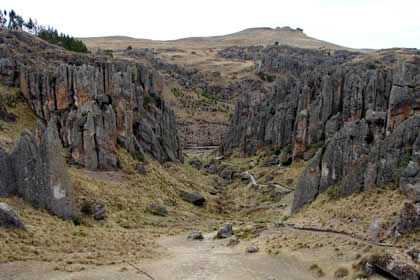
143, 95, 152, 109
334, 267, 349, 278
81, 201, 92, 215
366, 62, 377, 70
257, 71, 266, 81
309, 141, 324, 150
103, 49, 113, 57
127, 45, 132, 50
309, 264, 325, 277
266, 75, 274, 82
393, 153, 412, 185
135, 150, 144, 162
399, 153, 411, 169
73, 215, 81, 226
326, 184, 338, 199
281, 157, 292, 166
158, 136, 165, 146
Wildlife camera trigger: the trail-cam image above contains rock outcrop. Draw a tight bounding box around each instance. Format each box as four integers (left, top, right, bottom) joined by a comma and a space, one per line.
220, 45, 420, 212
0, 202, 26, 230
0, 120, 76, 220
360, 253, 419, 280
397, 201, 420, 233
0, 29, 183, 170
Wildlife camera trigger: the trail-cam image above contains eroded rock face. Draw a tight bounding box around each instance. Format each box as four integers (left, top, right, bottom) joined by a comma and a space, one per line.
0, 121, 76, 220
0, 29, 183, 170
220, 45, 420, 212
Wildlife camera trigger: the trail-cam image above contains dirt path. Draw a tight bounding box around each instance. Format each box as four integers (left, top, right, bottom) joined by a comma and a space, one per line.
0, 233, 319, 280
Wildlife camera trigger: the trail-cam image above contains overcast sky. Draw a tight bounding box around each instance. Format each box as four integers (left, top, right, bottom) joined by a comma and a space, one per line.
2, 0, 419, 49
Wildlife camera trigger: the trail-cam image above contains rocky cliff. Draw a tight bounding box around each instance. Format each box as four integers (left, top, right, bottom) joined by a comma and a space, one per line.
0, 29, 183, 169
220, 45, 420, 212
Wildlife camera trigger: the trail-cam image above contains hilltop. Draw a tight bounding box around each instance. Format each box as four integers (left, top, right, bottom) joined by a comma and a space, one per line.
81, 27, 349, 50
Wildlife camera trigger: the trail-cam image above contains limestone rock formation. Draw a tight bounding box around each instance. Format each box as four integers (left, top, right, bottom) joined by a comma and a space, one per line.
220, 45, 420, 212
0, 203, 26, 230
0, 29, 183, 170
217, 223, 233, 239
0, 121, 76, 220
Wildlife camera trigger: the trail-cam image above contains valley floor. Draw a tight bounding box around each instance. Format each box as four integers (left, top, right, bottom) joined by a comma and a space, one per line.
0, 233, 319, 280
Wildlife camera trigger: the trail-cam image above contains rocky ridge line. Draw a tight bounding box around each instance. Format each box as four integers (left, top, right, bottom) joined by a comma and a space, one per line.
0, 29, 183, 170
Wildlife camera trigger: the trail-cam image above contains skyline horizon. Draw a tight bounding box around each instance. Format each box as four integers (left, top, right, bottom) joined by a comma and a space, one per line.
1, 0, 419, 50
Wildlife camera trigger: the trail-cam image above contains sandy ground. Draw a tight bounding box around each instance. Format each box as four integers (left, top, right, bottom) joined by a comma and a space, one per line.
0, 233, 319, 280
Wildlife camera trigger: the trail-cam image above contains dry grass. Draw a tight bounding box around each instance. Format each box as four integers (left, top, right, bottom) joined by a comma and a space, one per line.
290, 184, 409, 242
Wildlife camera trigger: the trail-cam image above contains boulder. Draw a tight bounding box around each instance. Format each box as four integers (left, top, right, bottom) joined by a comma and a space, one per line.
226, 236, 239, 247
178, 190, 206, 206
246, 246, 259, 254
189, 159, 202, 170
187, 231, 204, 240
207, 188, 218, 195
400, 183, 420, 202
360, 254, 419, 280
0, 203, 26, 230
274, 221, 286, 228
148, 204, 168, 216
265, 154, 279, 166
397, 201, 420, 233
406, 248, 420, 264
91, 203, 106, 220
402, 161, 419, 178
217, 223, 233, 239
206, 163, 219, 174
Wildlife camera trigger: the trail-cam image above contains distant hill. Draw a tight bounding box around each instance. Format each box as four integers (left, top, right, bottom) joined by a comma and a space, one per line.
80, 27, 351, 50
